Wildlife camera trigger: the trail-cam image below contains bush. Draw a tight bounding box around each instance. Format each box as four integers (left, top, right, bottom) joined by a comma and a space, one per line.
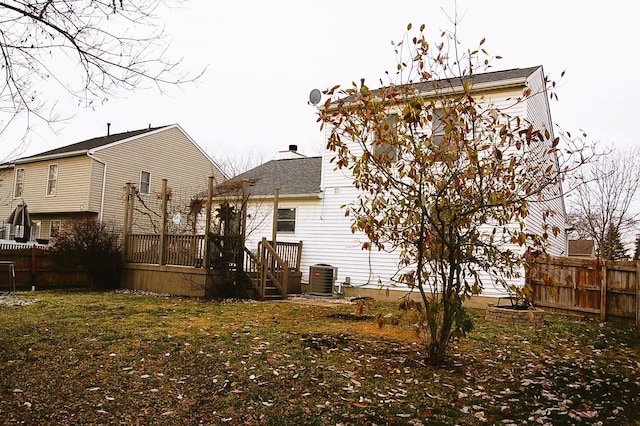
51, 218, 123, 289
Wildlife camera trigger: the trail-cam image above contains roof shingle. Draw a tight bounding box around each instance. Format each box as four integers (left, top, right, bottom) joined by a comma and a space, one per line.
223, 156, 322, 197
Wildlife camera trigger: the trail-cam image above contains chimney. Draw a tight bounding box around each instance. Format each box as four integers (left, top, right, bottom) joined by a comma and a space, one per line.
107, 122, 111, 136
288, 144, 298, 152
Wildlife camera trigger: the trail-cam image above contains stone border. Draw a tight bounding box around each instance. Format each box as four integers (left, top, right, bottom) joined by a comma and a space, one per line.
485, 305, 545, 327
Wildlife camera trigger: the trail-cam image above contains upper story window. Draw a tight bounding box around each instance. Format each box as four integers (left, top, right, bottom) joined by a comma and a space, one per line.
140, 171, 151, 194
14, 168, 24, 198
276, 208, 296, 233
46, 164, 58, 196
373, 113, 399, 162
432, 109, 445, 145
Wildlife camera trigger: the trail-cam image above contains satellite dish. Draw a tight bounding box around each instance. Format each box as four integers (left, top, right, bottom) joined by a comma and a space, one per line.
309, 89, 321, 105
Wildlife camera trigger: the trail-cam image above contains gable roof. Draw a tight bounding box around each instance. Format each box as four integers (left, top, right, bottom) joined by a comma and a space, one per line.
13, 125, 170, 164
220, 156, 322, 198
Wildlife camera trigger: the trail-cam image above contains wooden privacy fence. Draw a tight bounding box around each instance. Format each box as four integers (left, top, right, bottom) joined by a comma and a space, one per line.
528, 255, 640, 327
0, 247, 92, 290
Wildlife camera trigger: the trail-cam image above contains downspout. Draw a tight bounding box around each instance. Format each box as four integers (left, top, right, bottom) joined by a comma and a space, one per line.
87, 151, 107, 224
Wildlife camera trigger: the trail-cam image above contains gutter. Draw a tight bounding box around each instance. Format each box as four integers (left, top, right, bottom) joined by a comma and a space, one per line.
87, 151, 107, 223
15, 149, 88, 164
238, 192, 322, 201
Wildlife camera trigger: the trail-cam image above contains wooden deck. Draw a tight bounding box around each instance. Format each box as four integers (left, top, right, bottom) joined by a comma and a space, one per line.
124, 234, 302, 300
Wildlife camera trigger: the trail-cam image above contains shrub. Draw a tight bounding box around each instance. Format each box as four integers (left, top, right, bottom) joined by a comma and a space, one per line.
51, 218, 123, 289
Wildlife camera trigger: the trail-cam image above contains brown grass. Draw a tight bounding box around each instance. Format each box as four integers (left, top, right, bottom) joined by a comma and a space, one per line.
0, 290, 639, 425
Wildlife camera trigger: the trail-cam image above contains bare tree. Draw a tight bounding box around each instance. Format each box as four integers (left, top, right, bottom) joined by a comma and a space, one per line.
568, 147, 640, 259
0, 0, 201, 157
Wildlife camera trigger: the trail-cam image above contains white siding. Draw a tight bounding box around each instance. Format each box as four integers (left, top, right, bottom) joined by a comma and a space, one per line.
310, 75, 566, 298
523, 68, 568, 256
244, 192, 402, 288
234, 69, 567, 299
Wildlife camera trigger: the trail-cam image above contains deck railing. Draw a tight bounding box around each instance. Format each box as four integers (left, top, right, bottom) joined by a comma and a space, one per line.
126, 234, 204, 267
126, 234, 160, 264
125, 233, 300, 300
260, 240, 302, 271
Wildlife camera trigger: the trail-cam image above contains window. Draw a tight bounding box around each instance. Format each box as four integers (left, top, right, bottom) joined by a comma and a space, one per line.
31, 220, 41, 241
50, 220, 61, 238
14, 168, 24, 198
430, 109, 456, 161
276, 208, 296, 233
373, 113, 398, 162
140, 171, 151, 194
46, 164, 58, 196
432, 109, 445, 145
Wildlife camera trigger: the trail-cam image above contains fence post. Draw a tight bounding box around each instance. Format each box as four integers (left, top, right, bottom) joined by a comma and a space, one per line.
31, 245, 37, 289
600, 260, 607, 322
636, 260, 640, 329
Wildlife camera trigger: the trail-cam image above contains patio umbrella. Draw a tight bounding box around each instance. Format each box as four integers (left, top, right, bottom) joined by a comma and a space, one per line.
7, 202, 32, 227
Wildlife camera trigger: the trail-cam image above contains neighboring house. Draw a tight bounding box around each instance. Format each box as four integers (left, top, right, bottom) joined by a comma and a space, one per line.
225, 66, 568, 301
0, 124, 225, 241
568, 240, 596, 258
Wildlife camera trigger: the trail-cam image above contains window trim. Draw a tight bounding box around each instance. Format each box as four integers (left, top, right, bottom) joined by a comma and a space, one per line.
139, 170, 151, 194
13, 168, 25, 198
276, 208, 296, 234
46, 164, 58, 196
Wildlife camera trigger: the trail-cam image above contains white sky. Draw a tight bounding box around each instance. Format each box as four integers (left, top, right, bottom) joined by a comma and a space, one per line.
2, 0, 638, 169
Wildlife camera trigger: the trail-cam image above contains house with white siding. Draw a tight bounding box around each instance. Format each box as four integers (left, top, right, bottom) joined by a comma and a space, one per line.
223, 66, 568, 303
0, 124, 225, 241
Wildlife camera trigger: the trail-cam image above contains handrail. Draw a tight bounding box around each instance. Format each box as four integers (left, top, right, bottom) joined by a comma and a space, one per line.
243, 246, 263, 293
259, 240, 302, 271
260, 237, 288, 299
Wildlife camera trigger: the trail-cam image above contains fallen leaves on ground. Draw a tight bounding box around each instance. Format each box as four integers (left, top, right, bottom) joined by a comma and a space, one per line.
0, 291, 638, 425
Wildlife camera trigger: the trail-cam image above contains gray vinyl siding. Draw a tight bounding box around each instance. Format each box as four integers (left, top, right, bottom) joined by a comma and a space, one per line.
0, 156, 93, 217
92, 125, 225, 232
0, 125, 225, 237
88, 158, 106, 216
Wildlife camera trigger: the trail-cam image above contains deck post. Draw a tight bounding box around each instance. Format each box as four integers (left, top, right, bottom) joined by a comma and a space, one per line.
159, 179, 168, 266
282, 260, 288, 299
122, 183, 132, 261
204, 176, 213, 269
238, 179, 250, 273
271, 188, 279, 247
296, 241, 303, 272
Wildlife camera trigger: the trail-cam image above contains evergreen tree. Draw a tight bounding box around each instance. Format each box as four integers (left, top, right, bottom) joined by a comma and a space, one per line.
602, 225, 628, 260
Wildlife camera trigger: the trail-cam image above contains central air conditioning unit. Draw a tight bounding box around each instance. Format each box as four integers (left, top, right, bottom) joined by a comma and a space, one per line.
309, 264, 337, 297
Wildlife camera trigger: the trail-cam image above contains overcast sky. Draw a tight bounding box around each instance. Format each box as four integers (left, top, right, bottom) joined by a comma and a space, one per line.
2, 1, 637, 170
